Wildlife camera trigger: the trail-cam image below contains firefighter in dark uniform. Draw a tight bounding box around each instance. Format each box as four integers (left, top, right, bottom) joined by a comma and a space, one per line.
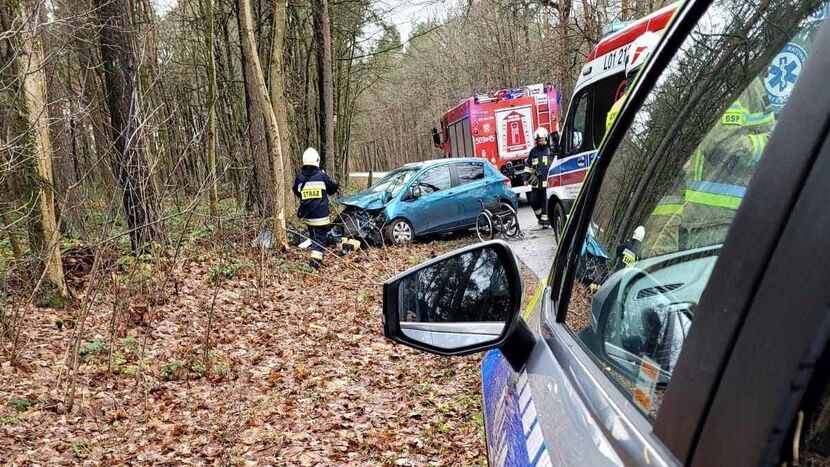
525, 127, 551, 227
614, 226, 645, 272
293, 147, 338, 269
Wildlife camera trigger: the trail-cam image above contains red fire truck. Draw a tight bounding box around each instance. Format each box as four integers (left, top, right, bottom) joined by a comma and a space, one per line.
432, 83, 561, 187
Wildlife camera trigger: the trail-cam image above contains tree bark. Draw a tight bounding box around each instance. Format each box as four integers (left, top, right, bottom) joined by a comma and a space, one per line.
202, 0, 220, 218
268, 0, 294, 211
238, 0, 288, 247
94, 0, 163, 252
312, 0, 334, 170
18, 0, 68, 297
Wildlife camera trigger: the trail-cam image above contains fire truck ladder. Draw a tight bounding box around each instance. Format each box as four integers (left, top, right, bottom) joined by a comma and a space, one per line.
535, 95, 552, 131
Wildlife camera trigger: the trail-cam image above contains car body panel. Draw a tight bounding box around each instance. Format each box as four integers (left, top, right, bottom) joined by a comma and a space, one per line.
482, 284, 678, 467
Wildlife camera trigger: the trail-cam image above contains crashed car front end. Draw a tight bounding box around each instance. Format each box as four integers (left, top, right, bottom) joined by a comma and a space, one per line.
335, 204, 387, 246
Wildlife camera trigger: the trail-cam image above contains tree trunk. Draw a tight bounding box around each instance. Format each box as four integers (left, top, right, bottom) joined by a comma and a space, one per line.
238, 0, 288, 247
202, 0, 220, 218
268, 0, 294, 212
94, 0, 163, 252
312, 0, 334, 170
17, 0, 69, 297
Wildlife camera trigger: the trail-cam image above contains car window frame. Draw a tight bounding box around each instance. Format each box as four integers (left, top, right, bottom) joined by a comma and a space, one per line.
539, 0, 830, 462
562, 88, 592, 155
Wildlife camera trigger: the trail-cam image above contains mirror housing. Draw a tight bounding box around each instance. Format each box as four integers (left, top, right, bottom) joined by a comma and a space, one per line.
548, 131, 562, 158
431, 128, 443, 148
383, 240, 530, 361
380, 190, 391, 205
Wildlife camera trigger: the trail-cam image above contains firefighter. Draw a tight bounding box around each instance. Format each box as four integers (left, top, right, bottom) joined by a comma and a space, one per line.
525, 127, 551, 227
293, 147, 339, 269
614, 226, 645, 272
606, 31, 661, 132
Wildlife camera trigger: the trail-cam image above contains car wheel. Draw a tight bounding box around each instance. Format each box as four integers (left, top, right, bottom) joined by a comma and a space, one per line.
552, 201, 566, 238
385, 218, 414, 245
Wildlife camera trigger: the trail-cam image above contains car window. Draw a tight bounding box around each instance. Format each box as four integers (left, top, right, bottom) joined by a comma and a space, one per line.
564, 91, 589, 154
560, 0, 826, 421
370, 168, 417, 196
593, 74, 626, 147
455, 162, 485, 185
415, 165, 452, 195
794, 360, 830, 465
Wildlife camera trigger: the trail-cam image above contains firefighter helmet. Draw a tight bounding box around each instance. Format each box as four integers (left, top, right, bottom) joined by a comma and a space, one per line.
302, 147, 320, 167
626, 31, 661, 80
633, 225, 646, 242
534, 127, 549, 140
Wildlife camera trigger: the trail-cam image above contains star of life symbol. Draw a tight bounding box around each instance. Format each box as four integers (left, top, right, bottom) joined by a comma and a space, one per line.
765, 43, 807, 106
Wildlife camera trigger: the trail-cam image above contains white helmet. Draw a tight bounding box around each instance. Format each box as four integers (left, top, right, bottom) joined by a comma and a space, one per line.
534, 127, 549, 140
632, 226, 646, 242
302, 147, 320, 167
626, 31, 661, 79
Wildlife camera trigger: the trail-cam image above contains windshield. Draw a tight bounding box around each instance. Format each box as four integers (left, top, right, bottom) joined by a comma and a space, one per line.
368, 168, 418, 196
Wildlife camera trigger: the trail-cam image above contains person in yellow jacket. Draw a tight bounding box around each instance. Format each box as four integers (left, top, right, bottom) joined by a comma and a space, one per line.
606, 31, 662, 132
641, 78, 774, 256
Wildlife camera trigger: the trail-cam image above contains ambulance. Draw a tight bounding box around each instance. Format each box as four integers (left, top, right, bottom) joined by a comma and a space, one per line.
546, 2, 679, 235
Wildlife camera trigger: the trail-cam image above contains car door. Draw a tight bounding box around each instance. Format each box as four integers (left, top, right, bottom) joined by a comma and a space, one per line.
406, 164, 457, 234
451, 161, 494, 227
526, 1, 830, 464
548, 89, 592, 199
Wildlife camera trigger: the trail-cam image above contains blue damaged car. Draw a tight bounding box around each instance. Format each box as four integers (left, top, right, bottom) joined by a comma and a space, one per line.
337, 158, 517, 245
382, 0, 830, 464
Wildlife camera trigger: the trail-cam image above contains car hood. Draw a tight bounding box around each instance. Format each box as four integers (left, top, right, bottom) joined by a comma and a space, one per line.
337, 190, 387, 210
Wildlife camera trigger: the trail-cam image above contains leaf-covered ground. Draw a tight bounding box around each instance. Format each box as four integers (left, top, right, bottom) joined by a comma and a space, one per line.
1, 236, 498, 466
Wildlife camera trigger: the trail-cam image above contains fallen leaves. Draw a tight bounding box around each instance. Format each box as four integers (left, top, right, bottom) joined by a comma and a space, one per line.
0, 237, 487, 465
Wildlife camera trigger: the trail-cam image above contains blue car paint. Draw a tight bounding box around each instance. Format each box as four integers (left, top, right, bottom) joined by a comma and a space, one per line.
482, 351, 551, 467
339, 158, 518, 237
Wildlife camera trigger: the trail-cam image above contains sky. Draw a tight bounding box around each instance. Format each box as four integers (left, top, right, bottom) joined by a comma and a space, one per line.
150, 0, 443, 42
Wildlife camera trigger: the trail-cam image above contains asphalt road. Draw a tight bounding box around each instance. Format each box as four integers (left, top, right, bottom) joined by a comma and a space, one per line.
512, 198, 559, 280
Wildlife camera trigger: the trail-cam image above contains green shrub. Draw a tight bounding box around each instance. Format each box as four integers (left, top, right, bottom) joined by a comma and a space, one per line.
6, 396, 34, 412
79, 340, 106, 358
207, 260, 253, 284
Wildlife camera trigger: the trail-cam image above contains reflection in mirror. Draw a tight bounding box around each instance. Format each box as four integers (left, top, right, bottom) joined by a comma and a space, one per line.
397, 246, 510, 350
563, 0, 825, 419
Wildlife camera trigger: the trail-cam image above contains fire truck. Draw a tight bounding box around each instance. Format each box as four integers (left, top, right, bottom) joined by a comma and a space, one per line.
546, 2, 680, 235
433, 83, 561, 188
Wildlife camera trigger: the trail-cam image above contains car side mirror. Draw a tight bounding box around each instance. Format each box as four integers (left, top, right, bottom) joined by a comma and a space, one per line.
549, 132, 562, 158
383, 240, 532, 362
402, 185, 420, 201
431, 128, 442, 147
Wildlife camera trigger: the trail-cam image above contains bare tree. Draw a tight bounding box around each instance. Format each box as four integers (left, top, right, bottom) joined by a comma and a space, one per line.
1, 0, 68, 297
312, 0, 335, 170
238, 0, 288, 247
94, 0, 163, 252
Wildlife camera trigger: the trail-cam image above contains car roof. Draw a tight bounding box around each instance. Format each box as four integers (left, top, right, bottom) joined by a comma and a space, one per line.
402, 157, 488, 170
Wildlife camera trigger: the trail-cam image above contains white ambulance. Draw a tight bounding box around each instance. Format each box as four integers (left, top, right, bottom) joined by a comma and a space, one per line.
547, 2, 679, 235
